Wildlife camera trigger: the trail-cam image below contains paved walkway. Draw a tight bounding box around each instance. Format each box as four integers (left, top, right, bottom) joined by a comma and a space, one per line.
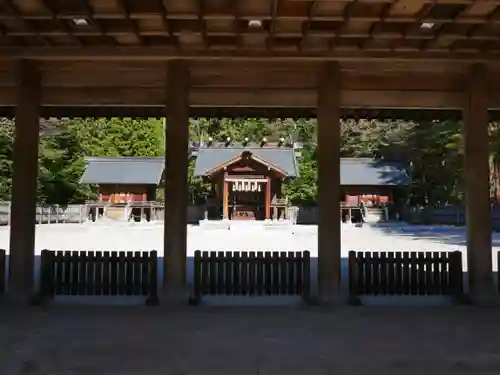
1, 306, 500, 374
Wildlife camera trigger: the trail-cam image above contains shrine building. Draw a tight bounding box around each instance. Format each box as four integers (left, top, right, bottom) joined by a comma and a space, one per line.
340, 158, 410, 207
78, 152, 408, 221
193, 139, 299, 220
80, 156, 164, 203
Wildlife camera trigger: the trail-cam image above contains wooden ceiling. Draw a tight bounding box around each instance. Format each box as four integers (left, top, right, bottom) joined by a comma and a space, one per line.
1, 0, 500, 118
1, 0, 500, 56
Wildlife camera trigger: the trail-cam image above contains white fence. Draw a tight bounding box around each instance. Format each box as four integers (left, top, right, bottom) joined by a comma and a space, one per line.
0, 203, 321, 226
0, 202, 86, 225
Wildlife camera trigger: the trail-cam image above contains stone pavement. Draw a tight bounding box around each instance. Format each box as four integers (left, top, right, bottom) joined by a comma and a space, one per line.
1, 306, 500, 374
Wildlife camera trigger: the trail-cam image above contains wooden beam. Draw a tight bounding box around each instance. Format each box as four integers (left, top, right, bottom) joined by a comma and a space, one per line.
1, 46, 500, 63
0, 0, 52, 45
163, 60, 189, 301
223, 178, 229, 219
8, 59, 41, 301
463, 63, 496, 304
0, 86, 480, 109
317, 61, 341, 301
0, 64, 464, 91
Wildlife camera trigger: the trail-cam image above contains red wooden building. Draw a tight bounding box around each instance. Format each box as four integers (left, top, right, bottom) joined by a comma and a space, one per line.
80, 155, 407, 217
80, 157, 164, 203
194, 141, 299, 220
340, 158, 410, 207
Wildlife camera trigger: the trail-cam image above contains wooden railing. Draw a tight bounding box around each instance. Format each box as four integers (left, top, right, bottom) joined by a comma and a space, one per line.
348, 251, 463, 297
40, 250, 158, 304
0, 249, 5, 295
192, 250, 310, 303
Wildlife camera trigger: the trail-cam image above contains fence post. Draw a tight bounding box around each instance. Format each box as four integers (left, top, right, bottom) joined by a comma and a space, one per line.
193, 250, 201, 303
497, 251, 500, 295
39, 250, 55, 300
449, 251, 464, 296
145, 250, 158, 305
303, 250, 311, 301
348, 251, 357, 297
0, 249, 5, 294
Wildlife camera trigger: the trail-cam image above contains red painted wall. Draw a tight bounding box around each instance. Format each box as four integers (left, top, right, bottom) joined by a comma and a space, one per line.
343, 185, 393, 206
98, 184, 151, 203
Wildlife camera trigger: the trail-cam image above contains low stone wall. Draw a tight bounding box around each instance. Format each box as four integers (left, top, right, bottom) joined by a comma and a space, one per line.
402, 205, 500, 230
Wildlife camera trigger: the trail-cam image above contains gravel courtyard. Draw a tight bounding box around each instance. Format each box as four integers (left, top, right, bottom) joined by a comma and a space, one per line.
1, 221, 499, 271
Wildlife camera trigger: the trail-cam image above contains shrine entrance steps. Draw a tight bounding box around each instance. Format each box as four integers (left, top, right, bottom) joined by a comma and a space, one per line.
198, 219, 295, 231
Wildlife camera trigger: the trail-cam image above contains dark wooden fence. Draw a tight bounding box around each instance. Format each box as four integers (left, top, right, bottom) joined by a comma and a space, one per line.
193, 250, 310, 302
0, 249, 5, 295
348, 251, 463, 297
497, 251, 500, 295
40, 250, 158, 303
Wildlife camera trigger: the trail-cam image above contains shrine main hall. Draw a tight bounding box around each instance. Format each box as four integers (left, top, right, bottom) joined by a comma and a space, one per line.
1, 0, 499, 304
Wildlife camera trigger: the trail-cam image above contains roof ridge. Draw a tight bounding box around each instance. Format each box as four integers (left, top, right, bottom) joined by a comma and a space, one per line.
200, 147, 293, 150
85, 156, 164, 162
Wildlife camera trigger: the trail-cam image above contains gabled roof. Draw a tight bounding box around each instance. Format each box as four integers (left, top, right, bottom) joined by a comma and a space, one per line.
194, 146, 299, 177
80, 157, 164, 185
341, 158, 409, 186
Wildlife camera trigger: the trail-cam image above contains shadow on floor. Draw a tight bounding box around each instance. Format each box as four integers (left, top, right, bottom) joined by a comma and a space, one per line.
368, 223, 500, 248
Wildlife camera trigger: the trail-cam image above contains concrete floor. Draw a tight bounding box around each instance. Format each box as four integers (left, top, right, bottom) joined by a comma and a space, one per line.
1, 306, 500, 374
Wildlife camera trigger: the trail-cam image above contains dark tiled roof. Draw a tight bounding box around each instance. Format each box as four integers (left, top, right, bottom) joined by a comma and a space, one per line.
341, 158, 409, 186
80, 157, 164, 185
194, 146, 299, 177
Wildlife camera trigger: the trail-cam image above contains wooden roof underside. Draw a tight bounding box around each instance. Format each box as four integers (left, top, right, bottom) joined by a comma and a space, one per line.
3, 0, 500, 119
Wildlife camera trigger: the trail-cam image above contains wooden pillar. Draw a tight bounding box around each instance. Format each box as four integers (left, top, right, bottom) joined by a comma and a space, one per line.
463, 63, 496, 304
163, 60, 189, 299
8, 60, 41, 300
223, 178, 229, 219
265, 178, 271, 220
317, 62, 341, 301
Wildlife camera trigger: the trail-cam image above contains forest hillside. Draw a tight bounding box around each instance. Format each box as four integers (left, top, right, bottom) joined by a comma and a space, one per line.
1, 117, 498, 206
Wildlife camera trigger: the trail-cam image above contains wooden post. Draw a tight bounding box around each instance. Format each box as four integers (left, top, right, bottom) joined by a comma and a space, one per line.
317, 62, 342, 302
265, 178, 271, 220
223, 178, 229, 219
8, 60, 41, 301
463, 64, 497, 304
163, 60, 189, 301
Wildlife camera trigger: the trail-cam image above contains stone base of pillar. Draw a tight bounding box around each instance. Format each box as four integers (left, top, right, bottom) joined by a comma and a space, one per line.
159, 288, 190, 307
2, 290, 42, 306
311, 291, 349, 306
467, 284, 500, 306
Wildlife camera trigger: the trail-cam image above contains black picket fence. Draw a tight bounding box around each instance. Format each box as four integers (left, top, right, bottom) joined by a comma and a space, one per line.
193, 250, 310, 302
497, 251, 500, 295
40, 250, 158, 303
348, 251, 463, 297
0, 249, 5, 295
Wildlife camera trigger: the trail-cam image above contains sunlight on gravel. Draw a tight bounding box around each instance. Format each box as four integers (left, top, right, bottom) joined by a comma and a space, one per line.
0, 221, 499, 271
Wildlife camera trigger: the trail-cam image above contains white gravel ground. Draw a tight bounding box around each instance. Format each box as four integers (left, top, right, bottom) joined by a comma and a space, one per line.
1, 221, 499, 271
